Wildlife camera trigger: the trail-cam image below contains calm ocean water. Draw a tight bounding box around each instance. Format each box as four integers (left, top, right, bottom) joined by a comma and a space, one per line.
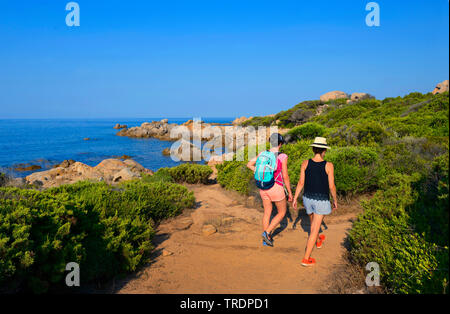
0, 118, 233, 178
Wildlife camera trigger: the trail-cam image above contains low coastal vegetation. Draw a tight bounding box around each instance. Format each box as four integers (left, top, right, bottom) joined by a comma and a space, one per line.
242, 100, 325, 128
143, 163, 213, 184
286, 122, 327, 141
0, 172, 198, 293
166, 163, 213, 184
217, 161, 254, 195
217, 91, 449, 293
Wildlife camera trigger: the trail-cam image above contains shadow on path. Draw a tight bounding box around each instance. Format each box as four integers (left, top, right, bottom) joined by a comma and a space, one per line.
271, 203, 293, 238
292, 208, 328, 236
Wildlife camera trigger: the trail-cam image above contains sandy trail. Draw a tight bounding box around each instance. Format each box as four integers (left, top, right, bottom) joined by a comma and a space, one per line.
116, 184, 360, 294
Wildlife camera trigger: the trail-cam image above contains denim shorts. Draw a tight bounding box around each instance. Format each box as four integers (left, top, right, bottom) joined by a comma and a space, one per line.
303, 196, 332, 215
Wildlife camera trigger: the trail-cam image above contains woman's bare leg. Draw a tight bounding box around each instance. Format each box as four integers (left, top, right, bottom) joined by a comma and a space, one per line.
265, 198, 287, 235
262, 198, 273, 232
303, 214, 324, 260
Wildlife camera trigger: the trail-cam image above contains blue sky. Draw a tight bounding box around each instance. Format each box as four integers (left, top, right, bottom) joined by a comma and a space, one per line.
0, 0, 448, 119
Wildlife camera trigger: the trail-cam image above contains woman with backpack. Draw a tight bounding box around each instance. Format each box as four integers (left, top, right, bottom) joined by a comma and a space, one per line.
247, 133, 293, 247
292, 137, 338, 267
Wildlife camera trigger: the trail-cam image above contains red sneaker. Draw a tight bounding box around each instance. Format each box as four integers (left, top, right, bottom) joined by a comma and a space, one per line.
316, 234, 326, 249
301, 257, 316, 267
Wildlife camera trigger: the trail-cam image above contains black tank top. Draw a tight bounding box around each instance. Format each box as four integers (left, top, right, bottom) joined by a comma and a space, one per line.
304, 159, 330, 201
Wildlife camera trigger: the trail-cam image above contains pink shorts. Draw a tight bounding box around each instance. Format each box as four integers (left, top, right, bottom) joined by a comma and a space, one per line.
259, 184, 286, 202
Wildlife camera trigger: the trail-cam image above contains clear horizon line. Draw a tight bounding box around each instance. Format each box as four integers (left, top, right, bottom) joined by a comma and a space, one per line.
0, 116, 239, 120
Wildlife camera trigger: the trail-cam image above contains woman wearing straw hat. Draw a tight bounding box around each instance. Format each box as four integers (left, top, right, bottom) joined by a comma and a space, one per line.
292, 137, 338, 267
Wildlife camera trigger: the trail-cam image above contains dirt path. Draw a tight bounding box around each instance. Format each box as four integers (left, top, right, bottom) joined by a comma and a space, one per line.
116, 184, 361, 294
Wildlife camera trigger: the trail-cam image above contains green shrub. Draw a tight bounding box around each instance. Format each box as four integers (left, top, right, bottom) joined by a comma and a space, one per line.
0, 186, 118, 293
378, 137, 446, 177
166, 163, 213, 184
349, 173, 449, 293
329, 122, 391, 147
275, 100, 323, 127
312, 92, 448, 139
409, 153, 449, 247
143, 163, 214, 184
0, 180, 195, 293
287, 122, 327, 141
240, 92, 448, 140
313, 104, 369, 128
141, 168, 174, 183
216, 161, 254, 195
242, 100, 323, 128
353, 122, 391, 145
241, 116, 276, 127
326, 146, 383, 195
119, 180, 195, 221
142, 163, 212, 184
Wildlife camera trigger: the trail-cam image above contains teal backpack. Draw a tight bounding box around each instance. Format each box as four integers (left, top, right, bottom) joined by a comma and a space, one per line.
254, 151, 278, 190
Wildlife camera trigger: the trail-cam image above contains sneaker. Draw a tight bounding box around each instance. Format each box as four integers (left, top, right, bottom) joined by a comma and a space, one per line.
301, 257, 316, 267
263, 240, 269, 247
262, 231, 273, 247
316, 234, 326, 249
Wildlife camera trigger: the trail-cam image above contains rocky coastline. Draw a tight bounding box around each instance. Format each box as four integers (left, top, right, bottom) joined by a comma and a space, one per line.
115, 118, 278, 161
115, 119, 236, 141
24, 158, 153, 189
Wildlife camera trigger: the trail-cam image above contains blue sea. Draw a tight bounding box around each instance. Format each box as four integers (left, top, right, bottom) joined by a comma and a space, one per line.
0, 118, 233, 178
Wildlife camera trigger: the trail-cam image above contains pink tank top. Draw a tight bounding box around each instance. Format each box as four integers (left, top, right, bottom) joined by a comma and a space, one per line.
274, 153, 288, 186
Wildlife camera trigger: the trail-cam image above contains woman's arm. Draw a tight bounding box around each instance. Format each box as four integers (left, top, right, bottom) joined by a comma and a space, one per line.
281, 159, 293, 201
246, 156, 257, 172
326, 162, 338, 211
292, 160, 308, 209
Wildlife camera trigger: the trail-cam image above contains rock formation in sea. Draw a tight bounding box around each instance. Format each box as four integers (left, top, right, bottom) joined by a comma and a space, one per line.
113, 123, 128, 129
162, 148, 171, 156
116, 119, 180, 141
14, 164, 42, 172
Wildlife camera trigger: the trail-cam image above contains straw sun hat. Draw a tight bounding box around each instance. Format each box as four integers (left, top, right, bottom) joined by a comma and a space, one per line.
310, 137, 331, 149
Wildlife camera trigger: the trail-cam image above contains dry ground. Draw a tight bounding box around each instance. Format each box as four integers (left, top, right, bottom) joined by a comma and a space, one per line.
112, 184, 364, 294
